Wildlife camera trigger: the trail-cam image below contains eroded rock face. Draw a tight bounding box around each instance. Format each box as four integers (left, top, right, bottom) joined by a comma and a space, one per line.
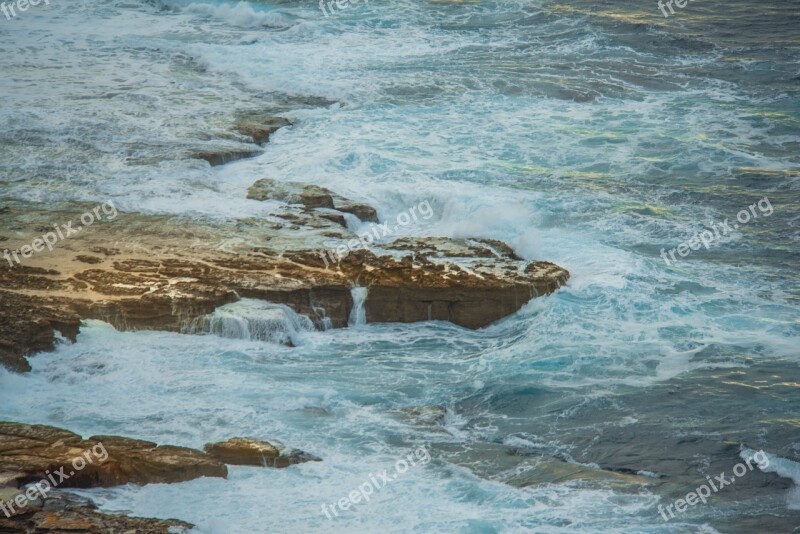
0, 191, 568, 371
0, 422, 227, 489
204, 438, 321, 468
0, 293, 81, 373
333, 199, 379, 223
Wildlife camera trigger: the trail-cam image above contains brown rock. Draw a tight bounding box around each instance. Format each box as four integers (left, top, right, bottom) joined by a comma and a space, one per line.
0, 422, 227, 488
0, 200, 568, 372
249, 180, 377, 222
0, 295, 80, 373
316, 210, 348, 228
203, 438, 279, 465
233, 115, 291, 145
204, 438, 321, 468
75, 255, 104, 264
247, 178, 336, 210
299, 186, 335, 209
194, 148, 262, 167
0, 490, 192, 533
334, 200, 379, 223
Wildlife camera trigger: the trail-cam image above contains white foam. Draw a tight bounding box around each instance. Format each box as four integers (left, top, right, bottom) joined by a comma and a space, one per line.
183, 1, 291, 28
348, 287, 368, 327
741, 448, 800, 509
193, 299, 315, 346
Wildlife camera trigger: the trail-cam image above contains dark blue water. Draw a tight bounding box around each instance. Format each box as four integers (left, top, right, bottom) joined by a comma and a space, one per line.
1, 0, 798, 531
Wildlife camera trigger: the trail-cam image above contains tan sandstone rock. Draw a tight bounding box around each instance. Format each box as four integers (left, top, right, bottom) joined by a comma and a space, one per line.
0, 422, 227, 488
0, 192, 568, 372
204, 438, 321, 468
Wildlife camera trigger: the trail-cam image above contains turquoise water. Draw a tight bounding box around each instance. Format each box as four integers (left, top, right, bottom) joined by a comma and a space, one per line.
1, 0, 799, 532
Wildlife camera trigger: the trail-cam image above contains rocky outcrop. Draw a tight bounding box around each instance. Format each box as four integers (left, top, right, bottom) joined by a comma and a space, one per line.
233, 114, 291, 145
0, 423, 320, 530
334, 199, 379, 223
0, 189, 568, 371
248, 178, 332, 208
190, 112, 292, 166
0, 422, 227, 488
204, 438, 321, 468
247, 178, 378, 222
0, 490, 192, 533
0, 293, 81, 373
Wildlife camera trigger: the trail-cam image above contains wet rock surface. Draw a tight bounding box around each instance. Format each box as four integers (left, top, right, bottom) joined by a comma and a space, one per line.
444, 360, 800, 531
0, 423, 323, 531
189, 112, 292, 166
0, 489, 192, 533
0, 294, 81, 373
0, 191, 568, 371
233, 113, 291, 145
193, 147, 263, 167
203, 437, 321, 468
0, 422, 227, 488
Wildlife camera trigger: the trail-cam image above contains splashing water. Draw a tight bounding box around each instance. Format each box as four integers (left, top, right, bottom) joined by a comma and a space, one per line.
193, 299, 315, 346
348, 287, 368, 327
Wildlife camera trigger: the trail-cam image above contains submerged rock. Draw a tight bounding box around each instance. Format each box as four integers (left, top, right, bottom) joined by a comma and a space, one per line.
400, 405, 448, 426
193, 148, 263, 166
204, 438, 321, 468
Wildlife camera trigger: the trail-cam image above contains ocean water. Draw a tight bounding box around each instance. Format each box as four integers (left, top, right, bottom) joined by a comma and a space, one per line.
1, 0, 799, 532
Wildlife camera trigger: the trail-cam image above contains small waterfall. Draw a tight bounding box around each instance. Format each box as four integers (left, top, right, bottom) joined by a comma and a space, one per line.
348, 286, 368, 327
312, 305, 333, 331
196, 299, 314, 346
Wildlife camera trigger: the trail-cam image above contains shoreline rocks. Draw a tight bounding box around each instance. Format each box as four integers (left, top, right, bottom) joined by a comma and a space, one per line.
1, 177, 568, 372
0, 422, 227, 489
0, 423, 320, 530
0, 489, 193, 533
